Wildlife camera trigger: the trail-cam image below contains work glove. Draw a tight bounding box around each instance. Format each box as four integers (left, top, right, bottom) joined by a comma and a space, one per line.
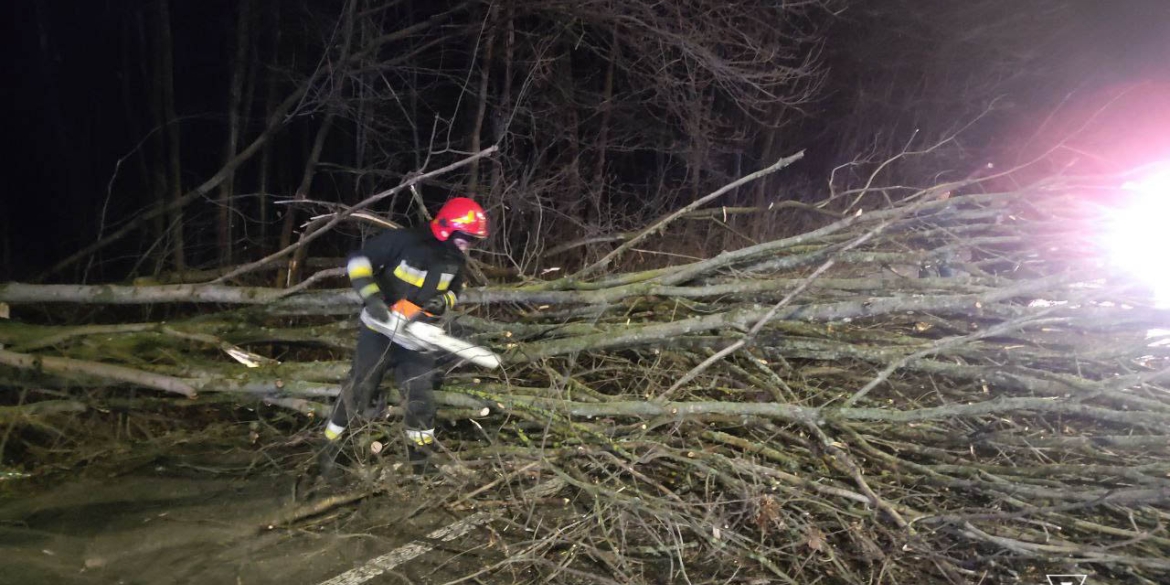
363, 296, 391, 322
420, 295, 447, 317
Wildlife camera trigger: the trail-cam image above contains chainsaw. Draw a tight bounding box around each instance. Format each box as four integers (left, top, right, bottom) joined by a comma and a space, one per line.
359, 299, 501, 369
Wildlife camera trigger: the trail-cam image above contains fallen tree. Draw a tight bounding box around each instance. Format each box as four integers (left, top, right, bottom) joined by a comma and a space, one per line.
3, 175, 1170, 584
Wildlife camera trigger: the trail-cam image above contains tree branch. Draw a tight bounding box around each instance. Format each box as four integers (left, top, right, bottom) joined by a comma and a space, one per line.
571, 150, 804, 280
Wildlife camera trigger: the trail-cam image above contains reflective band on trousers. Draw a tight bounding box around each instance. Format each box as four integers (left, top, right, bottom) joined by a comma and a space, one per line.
325, 422, 345, 441
406, 428, 435, 446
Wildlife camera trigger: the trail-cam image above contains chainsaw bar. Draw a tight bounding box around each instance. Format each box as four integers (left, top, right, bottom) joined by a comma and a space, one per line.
360, 308, 501, 369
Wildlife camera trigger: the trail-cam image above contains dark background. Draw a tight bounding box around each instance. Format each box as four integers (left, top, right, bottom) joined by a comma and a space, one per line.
3, 0, 1168, 283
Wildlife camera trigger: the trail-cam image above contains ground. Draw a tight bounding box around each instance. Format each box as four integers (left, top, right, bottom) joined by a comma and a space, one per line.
0, 444, 507, 585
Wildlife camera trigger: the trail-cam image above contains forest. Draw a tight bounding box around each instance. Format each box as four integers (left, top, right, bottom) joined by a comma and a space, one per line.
2, 0, 1169, 583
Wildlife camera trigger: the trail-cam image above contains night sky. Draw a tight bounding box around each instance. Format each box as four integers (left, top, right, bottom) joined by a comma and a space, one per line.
6, 0, 243, 280
3, 0, 1169, 283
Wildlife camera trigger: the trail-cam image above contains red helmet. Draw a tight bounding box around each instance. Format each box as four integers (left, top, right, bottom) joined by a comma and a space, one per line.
430, 197, 488, 242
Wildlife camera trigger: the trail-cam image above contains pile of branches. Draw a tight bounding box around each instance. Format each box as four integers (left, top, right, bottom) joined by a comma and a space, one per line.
3, 175, 1170, 584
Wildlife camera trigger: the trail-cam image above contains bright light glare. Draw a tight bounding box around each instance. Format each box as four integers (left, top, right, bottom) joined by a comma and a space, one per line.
1104, 168, 1170, 308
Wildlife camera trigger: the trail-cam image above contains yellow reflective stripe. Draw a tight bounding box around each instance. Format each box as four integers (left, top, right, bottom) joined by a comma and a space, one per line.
444, 291, 457, 308
393, 260, 427, 287
437, 272, 455, 291
358, 283, 381, 298
406, 428, 435, 445
347, 256, 374, 279
324, 422, 345, 441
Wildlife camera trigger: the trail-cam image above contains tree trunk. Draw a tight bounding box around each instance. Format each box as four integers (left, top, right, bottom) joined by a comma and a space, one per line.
279, 0, 359, 287
590, 27, 618, 228
257, 1, 282, 254
487, 0, 513, 205
157, 0, 185, 271
218, 0, 253, 267
121, 9, 154, 250
467, 4, 497, 197
752, 125, 779, 239
277, 113, 335, 287
352, 11, 369, 199
685, 84, 712, 192
140, 8, 169, 272
562, 47, 582, 228
0, 211, 9, 280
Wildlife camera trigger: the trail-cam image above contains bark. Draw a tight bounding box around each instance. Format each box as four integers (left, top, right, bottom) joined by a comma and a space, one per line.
0, 400, 87, 424
0, 282, 341, 306
488, 0, 514, 200
0, 210, 9, 279
590, 27, 617, 227
562, 47, 582, 227
278, 112, 335, 286
218, 0, 253, 266
257, 0, 282, 251
157, 0, 185, 271
120, 10, 154, 247
466, 3, 497, 196
0, 348, 196, 398
140, 7, 168, 266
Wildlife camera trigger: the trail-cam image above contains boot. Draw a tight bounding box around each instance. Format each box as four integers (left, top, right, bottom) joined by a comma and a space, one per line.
362, 394, 388, 420
316, 439, 344, 480
407, 444, 437, 476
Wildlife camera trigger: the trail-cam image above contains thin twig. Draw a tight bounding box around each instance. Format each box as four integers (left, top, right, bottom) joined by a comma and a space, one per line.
572, 150, 804, 279
212, 146, 497, 284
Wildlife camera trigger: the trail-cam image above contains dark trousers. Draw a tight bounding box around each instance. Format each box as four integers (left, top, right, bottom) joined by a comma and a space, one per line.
327, 325, 438, 433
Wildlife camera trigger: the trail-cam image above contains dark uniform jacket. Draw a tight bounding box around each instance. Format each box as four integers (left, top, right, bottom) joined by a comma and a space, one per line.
346, 226, 466, 313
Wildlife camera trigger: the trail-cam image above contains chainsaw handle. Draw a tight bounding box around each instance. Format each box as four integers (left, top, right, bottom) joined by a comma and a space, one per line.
390, 299, 434, 323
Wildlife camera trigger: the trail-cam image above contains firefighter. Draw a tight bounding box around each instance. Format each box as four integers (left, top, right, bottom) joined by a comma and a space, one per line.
318, 197, 488, 475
